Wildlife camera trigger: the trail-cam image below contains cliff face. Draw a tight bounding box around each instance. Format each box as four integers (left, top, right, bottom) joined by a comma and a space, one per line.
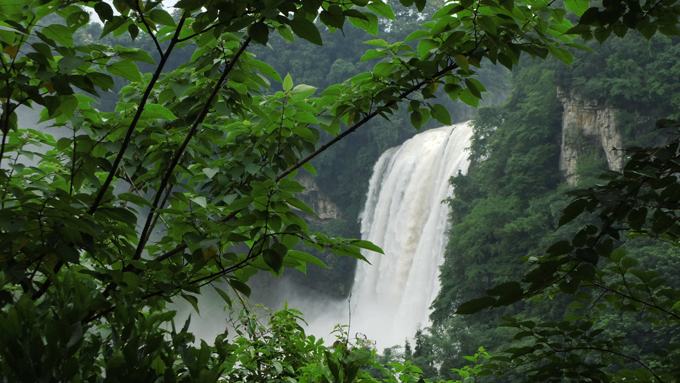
296, 174, 339, 221
558, 87, 624, 185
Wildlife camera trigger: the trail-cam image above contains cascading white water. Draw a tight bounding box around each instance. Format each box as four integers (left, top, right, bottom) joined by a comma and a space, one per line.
348, 121, 473, 349
207, 121, 474, 348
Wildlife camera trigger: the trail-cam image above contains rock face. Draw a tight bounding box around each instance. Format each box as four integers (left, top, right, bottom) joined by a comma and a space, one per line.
558, 87, 624, 185
296, 174, 339, 221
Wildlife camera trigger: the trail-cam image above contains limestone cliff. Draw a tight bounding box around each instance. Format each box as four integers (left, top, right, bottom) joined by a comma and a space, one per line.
558, 87, 624, 185
296, 174, 339, 221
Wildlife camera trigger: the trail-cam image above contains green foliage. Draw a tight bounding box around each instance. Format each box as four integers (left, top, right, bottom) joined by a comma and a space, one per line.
431, 5, 680, 378
447, 36, 680, 383
0, 0, 598, 379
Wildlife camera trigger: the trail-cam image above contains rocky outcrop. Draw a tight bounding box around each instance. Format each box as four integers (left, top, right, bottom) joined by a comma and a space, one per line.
296, 174, 339, 221
558, 87, 624, 185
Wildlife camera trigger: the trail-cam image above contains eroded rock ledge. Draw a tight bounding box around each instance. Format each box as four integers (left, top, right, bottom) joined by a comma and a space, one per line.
558, 87, 624, 185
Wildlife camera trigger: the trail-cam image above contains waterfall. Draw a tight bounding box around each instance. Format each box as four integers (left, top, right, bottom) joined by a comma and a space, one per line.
349, 121, 473, 349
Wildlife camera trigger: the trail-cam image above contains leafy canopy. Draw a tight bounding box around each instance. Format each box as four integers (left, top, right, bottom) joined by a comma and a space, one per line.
0, 0, 637, 380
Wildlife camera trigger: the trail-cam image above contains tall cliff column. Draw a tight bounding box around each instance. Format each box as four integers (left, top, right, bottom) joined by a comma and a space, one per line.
558, 87, 624, 185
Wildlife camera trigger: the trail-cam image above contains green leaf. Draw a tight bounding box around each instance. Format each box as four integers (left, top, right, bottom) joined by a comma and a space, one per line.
290, 84, 317, 101
288, 250, 328, 268
325, 351, 341, 382
621, 257, 638, 269
459, 89, 479, 108
249, 59, 282, 82
454, 54, 469, 71
349, 13, 378, 36
66, 11, 90, 31
456, 297, 496, 314
94, 2, 114, 21
213, 287, 233, 307
149, 9, 176, 26
410, 110, 423, 129
263, 249, 284, 273
42, 24, 74, 47
283, 73, 293, 91
549, 46, 574, 65
431, 104, 452, 125
229, 279, 251, 297
273, 361, 283, 375
249, 21, 269, 45
559, 198, 588, 226
181, 294, 200, 314
107, 60, 142, 82
58, 56, 85, 73
364, 39, 388, 47
350, 240, 384, 254
290, 17, 323, 46
465, 79, 481, 98
118, 49, 155, 64
547, 240, 573, 256
59, 95, 78, 117
86, 72, 115, 92
203, 168, 218, 179
477, 15, 497, 35
360, 49, 389, 62
0, 0, 31, 15
565, 0, 589, 17
405, 29, 430, 42
277, 25, 295, 42
141, 104, 177, 120
417, 39, 439, 57
118, 192, 152, 207
367, 1, 395, 20
287, 197, 316, 216
192, 196, 207, 208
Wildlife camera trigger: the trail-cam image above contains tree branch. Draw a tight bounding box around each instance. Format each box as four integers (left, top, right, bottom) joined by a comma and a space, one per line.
132, 35, 253, 261
87, 13, 188, 216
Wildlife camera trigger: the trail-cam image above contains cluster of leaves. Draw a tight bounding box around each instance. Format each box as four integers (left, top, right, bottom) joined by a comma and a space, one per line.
0, 0, 595, 380
452, 114, 680, 380
425, 2, 680, 379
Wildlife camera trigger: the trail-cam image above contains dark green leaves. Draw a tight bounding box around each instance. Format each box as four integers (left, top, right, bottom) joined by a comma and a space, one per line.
117, 49, 155, 64
94, 2, 114, 21
456, 297, 496, 314
290, 17, 322, 46
249, 22, 269, 45
430, 104, 452, 125
57, 56, 85, 73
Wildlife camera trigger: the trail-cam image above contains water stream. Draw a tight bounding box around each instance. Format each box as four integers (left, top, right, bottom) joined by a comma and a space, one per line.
324, 121, 473, 349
